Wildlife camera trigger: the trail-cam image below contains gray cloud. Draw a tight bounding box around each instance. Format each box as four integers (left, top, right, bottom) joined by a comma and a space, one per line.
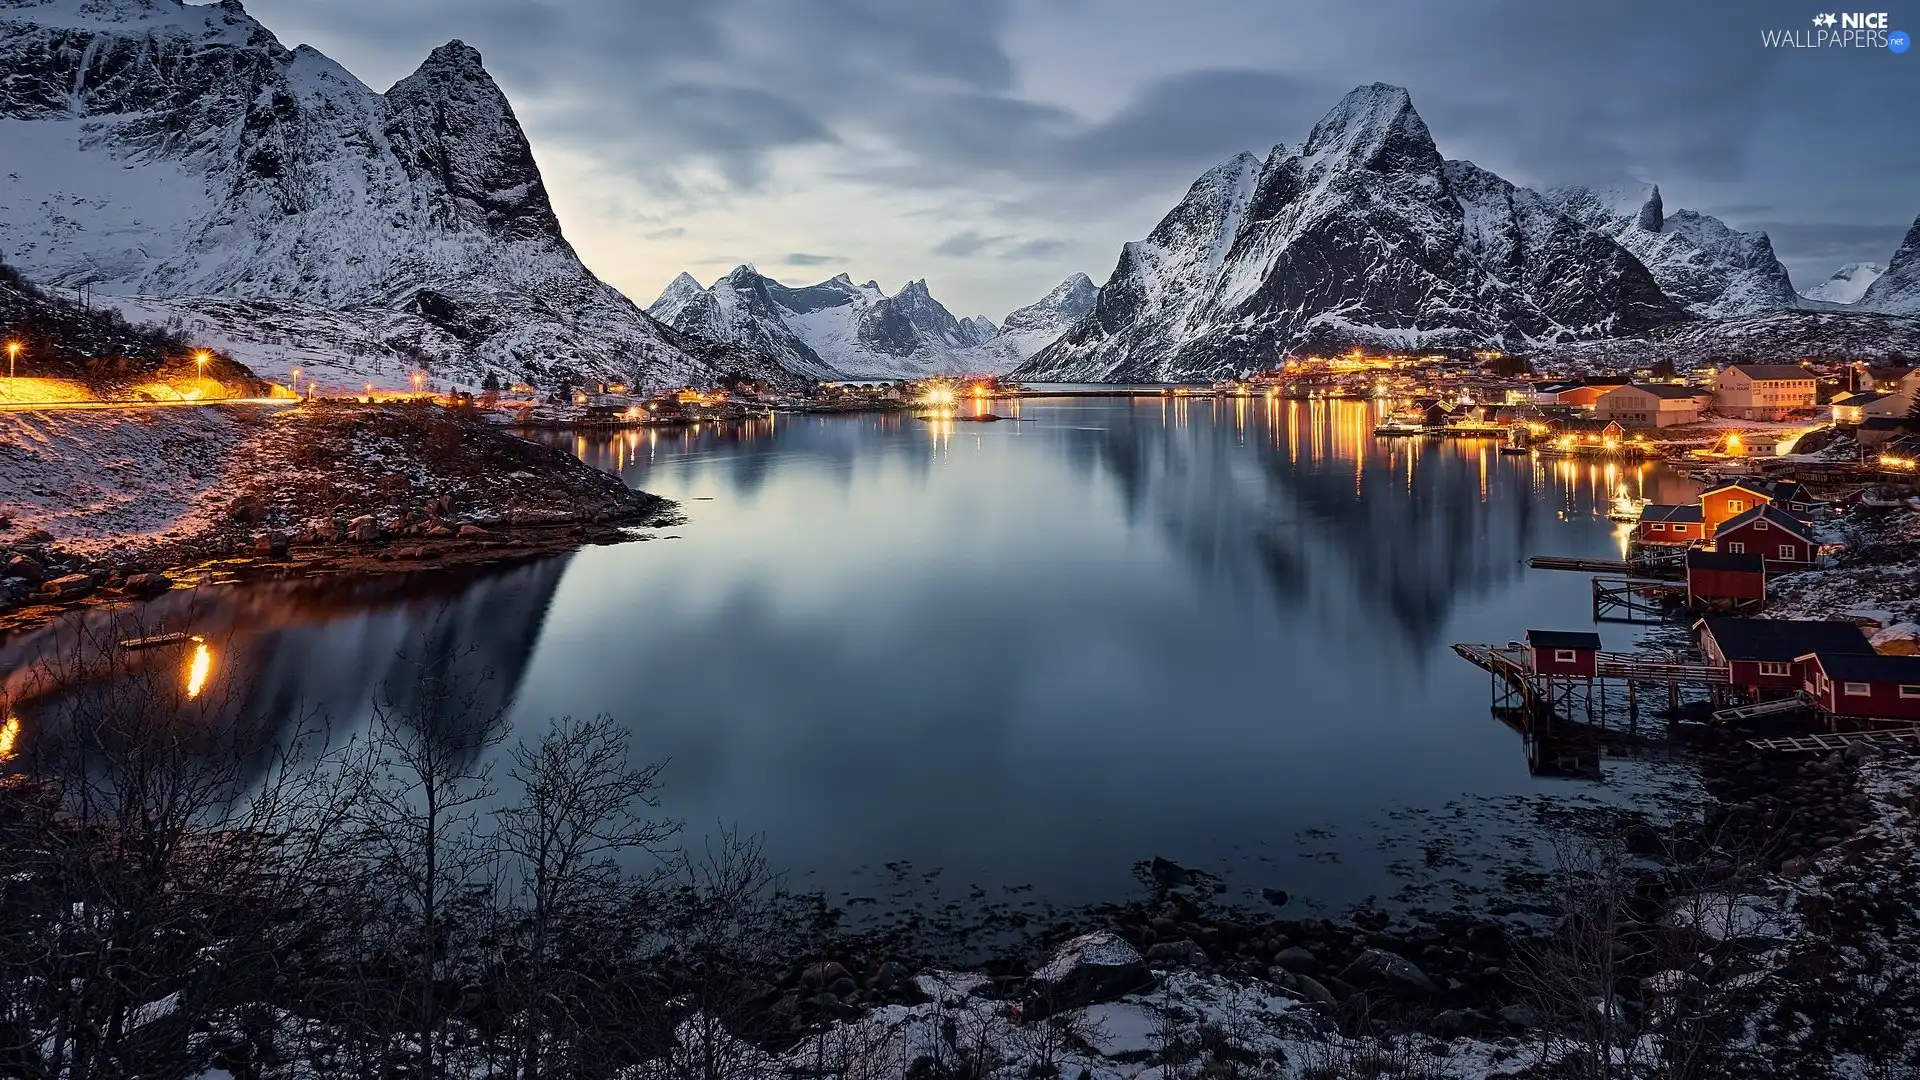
783, 253, 843, 266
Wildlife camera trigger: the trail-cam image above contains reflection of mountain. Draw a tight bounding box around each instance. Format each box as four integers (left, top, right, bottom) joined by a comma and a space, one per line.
1, 558, 571, 759
1036, 400, 1601, 657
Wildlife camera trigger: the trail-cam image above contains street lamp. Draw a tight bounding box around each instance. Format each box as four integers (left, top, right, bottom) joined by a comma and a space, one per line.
5, 341, 19, 378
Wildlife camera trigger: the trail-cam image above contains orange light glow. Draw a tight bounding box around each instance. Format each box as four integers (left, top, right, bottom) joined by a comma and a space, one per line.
186, 641, 213, 699
0, 713, 18, 762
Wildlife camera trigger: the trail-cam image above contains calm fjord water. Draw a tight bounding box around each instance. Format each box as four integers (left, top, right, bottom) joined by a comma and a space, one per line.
6, 398, 1705, 919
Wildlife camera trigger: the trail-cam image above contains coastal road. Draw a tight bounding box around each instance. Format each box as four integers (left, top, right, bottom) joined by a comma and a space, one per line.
0, 397, 297, 414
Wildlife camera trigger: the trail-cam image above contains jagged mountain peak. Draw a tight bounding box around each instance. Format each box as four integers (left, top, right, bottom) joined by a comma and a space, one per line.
1544, 185, 1795, 317
1300, 82, 1440, 173
1860, 214, 1920, 315
0, 0, 793, 391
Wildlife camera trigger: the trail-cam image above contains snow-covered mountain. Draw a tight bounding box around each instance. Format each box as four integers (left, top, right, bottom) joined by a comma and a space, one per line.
1860, 215, 1920, 316
1800, 262, 1886, 305
997, 273, 1098, 361
0, 0, 780, 392
648, 267, 1086, 379
1016, 84, 1689, 383
1544, 184, 1799, 317
1534, 309, 1920, 369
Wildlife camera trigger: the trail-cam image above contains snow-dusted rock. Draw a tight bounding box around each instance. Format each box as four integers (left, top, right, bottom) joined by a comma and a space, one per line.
1017, 83, 1689, 383
1860, 214, 1920, 316
1802, 262, 1886, 305
0, 0, 778, 392
1547, 184, 1800, 317
1869, 622, 1920, 655
1025, 930, 1152, 1018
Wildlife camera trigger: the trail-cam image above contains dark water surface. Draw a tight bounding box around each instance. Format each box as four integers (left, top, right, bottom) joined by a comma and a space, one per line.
3, 398, 1708, 920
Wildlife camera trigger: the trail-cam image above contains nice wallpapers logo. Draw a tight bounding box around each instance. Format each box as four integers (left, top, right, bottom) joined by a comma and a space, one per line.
1762, 11, 1909, 49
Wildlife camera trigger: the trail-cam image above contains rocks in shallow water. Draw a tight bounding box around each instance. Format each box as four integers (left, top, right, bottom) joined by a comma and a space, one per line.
1342, 948, 1437, 998
122, 573, 173, 596
1144, 939, 1210, 968
1025, 930, 1152, 1019
1146, 856, 1193, 888
42, 573, 95, 600
1272, 946, 1319, 974
1261, 887, 1290, 907
6, 554, 45, 582
799, 961, 849, 990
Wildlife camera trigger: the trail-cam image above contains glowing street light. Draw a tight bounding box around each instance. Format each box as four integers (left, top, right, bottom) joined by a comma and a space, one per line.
5, 340, 19, 378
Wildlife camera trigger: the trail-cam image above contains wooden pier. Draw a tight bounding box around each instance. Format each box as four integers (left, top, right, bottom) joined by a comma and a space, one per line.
1530, 555, 1629, 574
1591, 576, 1687, 622
1746, 728, 1920, 754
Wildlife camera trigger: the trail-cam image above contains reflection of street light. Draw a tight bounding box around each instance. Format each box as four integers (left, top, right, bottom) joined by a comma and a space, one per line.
5, 340, 19, 378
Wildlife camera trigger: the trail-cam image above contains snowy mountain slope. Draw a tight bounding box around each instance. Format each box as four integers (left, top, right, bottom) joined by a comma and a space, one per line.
1859, 215, 1920, 316
1546, 185, 1799, 317
1801, 262, 1885, 305
647, 267, 1081, 379
1017, 84, 1689, 383
0, 0, 779, 392
996, 273, 1099, 361
1534, 309, 1920, 369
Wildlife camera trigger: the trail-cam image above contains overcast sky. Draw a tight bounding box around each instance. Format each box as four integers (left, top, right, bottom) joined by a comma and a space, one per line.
248, 0, 1917, 319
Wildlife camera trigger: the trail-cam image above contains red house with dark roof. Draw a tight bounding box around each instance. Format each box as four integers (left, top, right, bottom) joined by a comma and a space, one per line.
1638, 504, 1706, 545
1715, 505, 1817, 571
1685, 550, 1766, 612
1700, 481, 1778, 535
1526, 630, 1601, 678
1799, 652, 1920, 722
1694, 616, 1872, 695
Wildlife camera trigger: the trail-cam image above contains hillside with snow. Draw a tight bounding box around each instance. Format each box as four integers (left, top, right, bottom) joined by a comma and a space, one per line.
0, 0, 786, 393
1801, 262, 1886, 305
1545, 184, 1800, 317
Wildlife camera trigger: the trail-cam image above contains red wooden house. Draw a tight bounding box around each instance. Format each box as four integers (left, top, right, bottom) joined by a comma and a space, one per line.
1799, 652, 1920, 723
1638, 504, 1706, 545
1715, 505, 1817, 570
1684, 550, 1766, 611
1526, 630, 1602, 678
1700, 481, 1777, 535
1694, 616, 1872, 695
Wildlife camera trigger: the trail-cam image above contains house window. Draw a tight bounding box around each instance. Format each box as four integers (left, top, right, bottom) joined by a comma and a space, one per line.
1758, 662, 1792, 677
1901, 685, 1920, 699
1553, 649, 1577, 663
1727, 500, 1745, 512
1843, 681, 1872, 697
1754, 519, 1769, 531
1728, 542, 1746, 554
1649, 522, 1665, 532
1779, 545, 1796, 560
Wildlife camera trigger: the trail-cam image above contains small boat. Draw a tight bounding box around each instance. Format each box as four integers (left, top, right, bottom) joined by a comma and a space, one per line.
1607, 492, 1649, 523
118, 632, 202, 651
1372, 419, 1426, 436
1498, 444, 1532, 455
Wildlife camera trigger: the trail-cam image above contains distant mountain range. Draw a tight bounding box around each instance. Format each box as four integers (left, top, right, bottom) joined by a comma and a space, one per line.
648, 267, 1095, 380
2, 2, 1913, 389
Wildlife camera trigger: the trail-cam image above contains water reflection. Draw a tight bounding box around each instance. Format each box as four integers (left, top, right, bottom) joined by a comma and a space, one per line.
2, 400, 1689, 915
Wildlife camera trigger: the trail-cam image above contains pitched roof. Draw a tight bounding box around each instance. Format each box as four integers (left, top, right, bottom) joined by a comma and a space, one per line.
1701, 478, 1776, 499
1605, 383, 1705, 400
1832, 391, 1891, 406
1725, 364, 1814, 381
1697, 617, 1870, 662
1718, 504, 1816, 541
1686, 549, 1764, 574
1527, 630, 1602, 650
1642, 503, 1704, 523
1800, 651, 1920, 683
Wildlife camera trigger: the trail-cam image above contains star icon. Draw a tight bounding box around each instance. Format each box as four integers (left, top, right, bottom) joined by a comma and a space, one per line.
1823, 13, 1839, 26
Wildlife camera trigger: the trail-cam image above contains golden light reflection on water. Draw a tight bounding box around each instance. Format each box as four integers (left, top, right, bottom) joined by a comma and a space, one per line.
186, 641, 214, 700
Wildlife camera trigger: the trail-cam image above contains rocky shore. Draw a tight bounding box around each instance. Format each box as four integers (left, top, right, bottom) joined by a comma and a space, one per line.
0, 401, 678, 633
